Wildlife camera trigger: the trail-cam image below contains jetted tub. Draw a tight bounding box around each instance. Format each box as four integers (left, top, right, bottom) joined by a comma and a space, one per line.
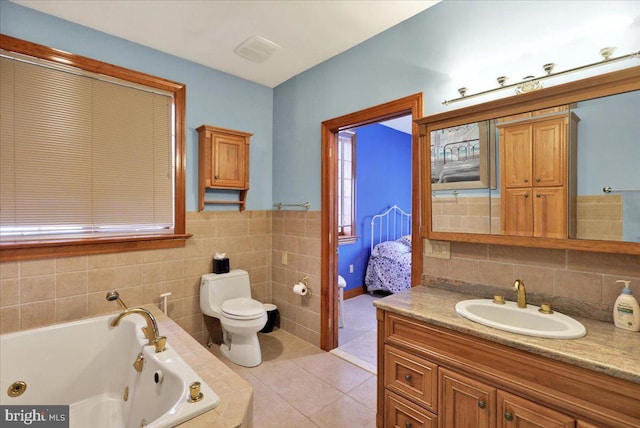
0, 313, 219, 428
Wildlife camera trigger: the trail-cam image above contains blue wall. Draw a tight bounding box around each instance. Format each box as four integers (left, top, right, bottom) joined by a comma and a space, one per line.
2, 0, 639, 219
574, 91, 639, 195
337, 124, 411, 292
271, 0, 639, 209
0, 0, 273, 211
573, 90, 640, 242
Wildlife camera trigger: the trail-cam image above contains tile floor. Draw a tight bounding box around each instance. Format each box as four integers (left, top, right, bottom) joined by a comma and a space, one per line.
207, 328, 378, 427
335, 293, 381, 372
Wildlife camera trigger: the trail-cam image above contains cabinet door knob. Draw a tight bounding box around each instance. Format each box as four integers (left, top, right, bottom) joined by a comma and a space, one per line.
405, 422, 412, 428
505, 412, 514, 421
404, 374, 412, 382
524, 179, 529, 183
524, 193, 529, 198
535, 177, 541, 182
536, 194, 541, 198
478, 400, 487, 409
214, 175, 219, 179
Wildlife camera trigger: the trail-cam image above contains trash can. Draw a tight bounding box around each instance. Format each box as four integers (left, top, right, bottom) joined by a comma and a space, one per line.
260, 303, 278, 333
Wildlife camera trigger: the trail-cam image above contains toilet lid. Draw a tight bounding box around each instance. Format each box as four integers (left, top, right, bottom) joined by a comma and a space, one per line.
221, 298, 265, 319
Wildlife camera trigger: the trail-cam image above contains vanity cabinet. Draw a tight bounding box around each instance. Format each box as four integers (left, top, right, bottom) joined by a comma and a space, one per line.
197, 125, 252, 211
377, 309, 640, 428
498, 113, 576, 239
497, 390, 574, 427
439, 368, 575, 427
439, 368, 496, 427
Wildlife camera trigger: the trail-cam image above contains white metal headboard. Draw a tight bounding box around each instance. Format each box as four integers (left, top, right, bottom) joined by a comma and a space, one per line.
370, 205, 412, 252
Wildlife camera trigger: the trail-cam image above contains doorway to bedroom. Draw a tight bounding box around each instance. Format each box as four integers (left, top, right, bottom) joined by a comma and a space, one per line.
334, 120, 413, 371
319, 93, 424, 370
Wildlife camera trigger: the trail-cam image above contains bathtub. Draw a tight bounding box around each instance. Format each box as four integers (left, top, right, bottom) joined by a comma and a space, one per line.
0, 313, 219, 428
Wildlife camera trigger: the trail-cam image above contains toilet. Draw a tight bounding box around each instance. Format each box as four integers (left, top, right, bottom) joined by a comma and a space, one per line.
200, 270, 267, 367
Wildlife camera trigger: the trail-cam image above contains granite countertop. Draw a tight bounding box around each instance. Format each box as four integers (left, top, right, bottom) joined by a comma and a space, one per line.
373, 286, 640, 384
146, 305, 253, 428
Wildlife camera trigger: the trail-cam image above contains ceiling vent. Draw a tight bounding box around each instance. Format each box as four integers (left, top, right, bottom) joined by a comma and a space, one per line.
234, 36, 281, 63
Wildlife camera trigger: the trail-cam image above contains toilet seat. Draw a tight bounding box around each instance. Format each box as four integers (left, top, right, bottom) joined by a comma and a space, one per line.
221, 298, 266, 320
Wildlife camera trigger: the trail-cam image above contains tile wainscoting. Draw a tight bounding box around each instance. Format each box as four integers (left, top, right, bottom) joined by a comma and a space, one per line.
423, 241, 640, 321
0, 211, 273, 344
2, 210, 638, 349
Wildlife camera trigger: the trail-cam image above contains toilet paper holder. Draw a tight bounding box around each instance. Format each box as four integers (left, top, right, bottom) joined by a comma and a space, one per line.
293, 276, 310, 296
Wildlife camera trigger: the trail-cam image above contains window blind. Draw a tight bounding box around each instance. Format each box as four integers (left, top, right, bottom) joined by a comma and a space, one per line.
0, 55, 174, 242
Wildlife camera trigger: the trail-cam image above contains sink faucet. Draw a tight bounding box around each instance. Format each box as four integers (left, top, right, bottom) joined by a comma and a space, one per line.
514, 279, 527, 308
107, 291, 166, 352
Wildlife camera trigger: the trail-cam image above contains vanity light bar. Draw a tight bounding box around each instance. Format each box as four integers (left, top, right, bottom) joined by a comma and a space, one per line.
443, 48, 640, 105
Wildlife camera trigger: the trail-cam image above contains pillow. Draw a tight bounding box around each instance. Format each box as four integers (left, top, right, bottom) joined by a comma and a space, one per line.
399, 235, 412, 246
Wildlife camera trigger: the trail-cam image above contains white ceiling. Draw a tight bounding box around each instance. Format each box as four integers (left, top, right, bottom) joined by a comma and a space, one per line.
379, 116, 412, 135
12, 0, 439, 88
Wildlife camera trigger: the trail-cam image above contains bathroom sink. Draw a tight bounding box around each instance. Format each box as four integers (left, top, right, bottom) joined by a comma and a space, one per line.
455, 299, 586, 339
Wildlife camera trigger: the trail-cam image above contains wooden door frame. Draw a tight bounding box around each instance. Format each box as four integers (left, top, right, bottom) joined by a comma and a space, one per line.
320, 93, 424, 351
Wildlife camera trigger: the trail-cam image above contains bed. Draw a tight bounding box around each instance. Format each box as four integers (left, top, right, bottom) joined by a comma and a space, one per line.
364, 205, 412, 294
431, 140, 481, 184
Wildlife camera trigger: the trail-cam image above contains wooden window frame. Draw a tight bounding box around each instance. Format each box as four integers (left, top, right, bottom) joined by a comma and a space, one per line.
0, 34, 189, 262
337, 130, 357, 245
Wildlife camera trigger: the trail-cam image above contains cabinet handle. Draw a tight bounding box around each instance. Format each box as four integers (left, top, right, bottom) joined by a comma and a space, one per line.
536, 194, 541, 198
524, 193, 529, 198
535, 177, 541, 182
404, 374, 412, 382
405, 422, 412, 428
478, 400, 487, 409
505, 412, 514, 421
524, 179, 529, 183
214, 175, 219, 179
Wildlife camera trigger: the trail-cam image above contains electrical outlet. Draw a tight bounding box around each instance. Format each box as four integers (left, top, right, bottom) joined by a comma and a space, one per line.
349, 264, 354, 273
281, 252, 288, 265
425, 239, 450, 259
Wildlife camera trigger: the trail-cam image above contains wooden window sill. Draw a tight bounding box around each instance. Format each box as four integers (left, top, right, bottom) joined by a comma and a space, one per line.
0, 234, 192, 262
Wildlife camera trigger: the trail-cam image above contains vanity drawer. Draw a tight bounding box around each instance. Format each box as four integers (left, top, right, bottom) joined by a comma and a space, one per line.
384, 345, 438, 413
385, 390, 438, 428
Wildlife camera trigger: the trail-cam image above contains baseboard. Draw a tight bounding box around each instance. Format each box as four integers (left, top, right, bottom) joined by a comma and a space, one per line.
344, 286, 365, 300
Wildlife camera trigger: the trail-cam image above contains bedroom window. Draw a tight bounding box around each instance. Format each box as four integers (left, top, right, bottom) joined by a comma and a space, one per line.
337, 130, 356, 244
0, 35, 187, 261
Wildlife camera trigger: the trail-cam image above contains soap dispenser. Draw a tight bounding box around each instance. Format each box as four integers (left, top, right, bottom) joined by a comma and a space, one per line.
613, 280, 640, 332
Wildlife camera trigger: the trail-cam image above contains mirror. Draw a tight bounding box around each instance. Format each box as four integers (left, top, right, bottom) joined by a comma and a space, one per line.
572, 90, 639, 242
419, 66, 640, 254
430, 121, 494, 190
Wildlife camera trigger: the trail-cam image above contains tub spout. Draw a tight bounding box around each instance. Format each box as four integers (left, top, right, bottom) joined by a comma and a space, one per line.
111, 307, 165, 352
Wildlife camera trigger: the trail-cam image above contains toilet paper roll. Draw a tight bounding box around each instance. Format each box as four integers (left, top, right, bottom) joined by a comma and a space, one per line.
293, 282, 308, 296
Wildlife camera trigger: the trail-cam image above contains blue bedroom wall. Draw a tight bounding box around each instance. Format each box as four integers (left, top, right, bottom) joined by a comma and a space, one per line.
338, 123, 411, 292
0, 0, 274, 211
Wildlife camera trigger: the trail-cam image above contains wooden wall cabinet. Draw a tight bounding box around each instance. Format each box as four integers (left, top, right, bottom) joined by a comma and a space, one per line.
197, 125, 252, 211
377, 309, 640, 428
498, 111, 578, 239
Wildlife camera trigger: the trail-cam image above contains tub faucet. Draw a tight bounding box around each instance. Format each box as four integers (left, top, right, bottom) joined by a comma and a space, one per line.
513, 279, 527, 308
108, 293, 166, 353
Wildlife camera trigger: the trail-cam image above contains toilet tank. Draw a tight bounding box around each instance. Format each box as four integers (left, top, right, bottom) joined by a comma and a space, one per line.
200, 269, 251, 317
